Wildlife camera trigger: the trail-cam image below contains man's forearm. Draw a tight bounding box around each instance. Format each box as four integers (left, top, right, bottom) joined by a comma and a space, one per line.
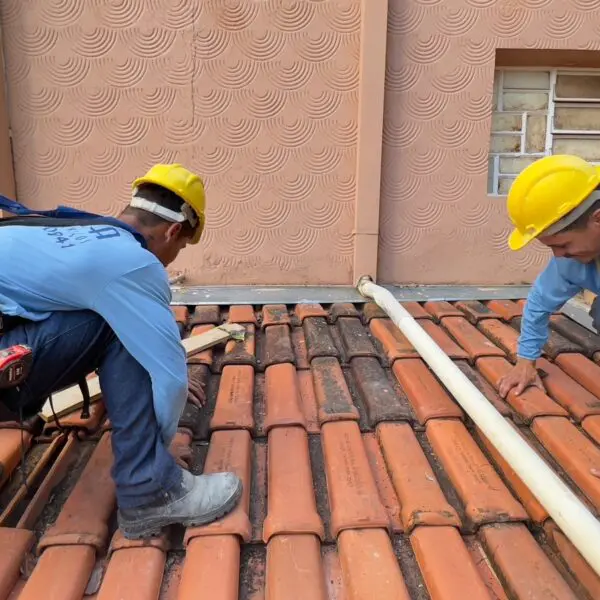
517, 293, 552, 361
517, 259, 583, 361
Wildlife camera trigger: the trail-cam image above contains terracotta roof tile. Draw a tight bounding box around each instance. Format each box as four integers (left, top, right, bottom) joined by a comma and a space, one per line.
426, 419, 528, 527
227, 304, 257, 325
190, 304, 221, 326
295, 303, 328, 322
184, 429, 252, 543
350, 357, 412, 425
392, 359, 464, 423
418, 320, 470, 360
179, 536, 240, 600
0, 528, 34, 598
550, 314, 600, 356
362, 302, 388, 323
291, 326, 310, 369
531, 417, 600, 511
477, 320, 520, 360
395, 302, 430, 320
479, 523, 579, 600
582, 415, 600, 445
297, 370, 319, 433
537, 358, 600, 421
486, 299, 523, 321
441, 316, 506, 361
338, 529, 411, 599
369, 318, 418, 362
211, 365, 255, 431
410, 526, 492, 599
19, 546, 96, 600
304, 317, 340, 362
38, 432, 115, 553
0, 431, 32, 488
264, 363, 306, 432
321, 421, 389, 537
454, 362, 512, 417
556, 353, 600, 398
311, 357, 359, 424
464, 536, 510, 600
423, 301, 464, 320
262, 323, 295, 368
261, 304, 291, 328
220, 323, 256, 370
474, 424, 549, 525
0, 300, 598, 598
377, 423, 460, 531
362, 433, 402, 533
263, 427, 323, 542
455, 300, 502, 324
337, 316, 378, 359
329, 302, 360, 322
544, 520, 600, 600
266, 534, 328, 599
477, 357, 568, 422
97, 542, 166, 600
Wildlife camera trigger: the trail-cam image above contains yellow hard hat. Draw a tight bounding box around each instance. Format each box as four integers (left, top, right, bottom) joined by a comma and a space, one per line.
132, 163, 206, 244
507, 154, 600, 250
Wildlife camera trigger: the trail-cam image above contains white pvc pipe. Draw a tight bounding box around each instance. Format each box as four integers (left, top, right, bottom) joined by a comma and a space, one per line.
357, 277, 600, 576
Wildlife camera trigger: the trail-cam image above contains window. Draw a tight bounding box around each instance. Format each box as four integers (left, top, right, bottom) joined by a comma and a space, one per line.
488, 69, 600, 196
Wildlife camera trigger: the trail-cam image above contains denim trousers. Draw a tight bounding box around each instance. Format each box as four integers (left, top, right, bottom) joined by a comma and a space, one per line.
0, 310, 181, 508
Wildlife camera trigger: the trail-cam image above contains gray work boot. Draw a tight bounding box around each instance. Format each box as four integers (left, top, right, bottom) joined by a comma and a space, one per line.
118, 470, 243, 539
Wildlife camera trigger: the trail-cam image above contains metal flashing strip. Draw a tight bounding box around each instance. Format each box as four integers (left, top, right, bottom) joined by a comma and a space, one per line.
170, 284, 532, 306
562, 297, 595, 332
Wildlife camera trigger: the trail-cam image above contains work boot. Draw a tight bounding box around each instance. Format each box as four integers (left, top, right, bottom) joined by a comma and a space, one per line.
118, 470, 243, 539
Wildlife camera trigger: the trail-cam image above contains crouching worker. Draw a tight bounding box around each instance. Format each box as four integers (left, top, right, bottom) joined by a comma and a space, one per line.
0, 164, 242, 539
498, 154, 600, 399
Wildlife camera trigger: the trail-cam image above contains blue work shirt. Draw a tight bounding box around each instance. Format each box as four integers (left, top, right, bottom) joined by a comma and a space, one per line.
519, 256, 600, 360
0, 222, 187, 444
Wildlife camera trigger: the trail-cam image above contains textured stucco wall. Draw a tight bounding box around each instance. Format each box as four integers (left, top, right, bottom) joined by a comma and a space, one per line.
378, 0, 600, 285
2, 0, 600, 286
0, 0, 361, 285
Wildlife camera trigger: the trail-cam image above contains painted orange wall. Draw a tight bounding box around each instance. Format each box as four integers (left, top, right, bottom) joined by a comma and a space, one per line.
1, 0, 599, 285
378, 0, 600, 284
0, 0, 361, 285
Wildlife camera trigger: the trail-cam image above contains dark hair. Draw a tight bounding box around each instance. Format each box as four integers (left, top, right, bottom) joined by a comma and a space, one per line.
565, 187, 600, 231
120, 183, 195, 237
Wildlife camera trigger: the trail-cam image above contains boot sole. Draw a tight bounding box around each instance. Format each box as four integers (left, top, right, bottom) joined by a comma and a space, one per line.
119, 479, 243, 540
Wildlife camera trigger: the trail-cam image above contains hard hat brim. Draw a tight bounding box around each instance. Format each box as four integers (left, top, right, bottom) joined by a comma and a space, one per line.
508, 228, 534, 251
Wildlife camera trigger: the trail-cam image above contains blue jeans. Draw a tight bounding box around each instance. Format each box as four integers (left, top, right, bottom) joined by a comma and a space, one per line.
0, 310, 181, 508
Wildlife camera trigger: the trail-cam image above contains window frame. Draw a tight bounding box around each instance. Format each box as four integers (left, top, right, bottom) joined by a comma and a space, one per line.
489, 67, 600, 197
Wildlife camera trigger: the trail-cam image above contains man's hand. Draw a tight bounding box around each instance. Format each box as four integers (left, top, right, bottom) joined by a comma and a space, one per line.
498, 358, 545, 398
169, 438, 192, 469
188, 378, 206, 408
187, 364, 207, 409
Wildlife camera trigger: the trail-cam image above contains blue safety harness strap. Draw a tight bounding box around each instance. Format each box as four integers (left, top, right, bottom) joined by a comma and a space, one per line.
0, 195, 147, 249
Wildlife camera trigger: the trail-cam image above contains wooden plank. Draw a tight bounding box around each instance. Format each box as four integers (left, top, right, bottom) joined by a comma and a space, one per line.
39, 323, 246, 422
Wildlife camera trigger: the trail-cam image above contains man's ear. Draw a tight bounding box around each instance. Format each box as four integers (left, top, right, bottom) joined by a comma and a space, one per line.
165, 222, 183, 241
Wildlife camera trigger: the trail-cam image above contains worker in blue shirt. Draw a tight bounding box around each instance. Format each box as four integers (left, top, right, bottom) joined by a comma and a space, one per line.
0, 164, 241, 539
498, 154, 600, 401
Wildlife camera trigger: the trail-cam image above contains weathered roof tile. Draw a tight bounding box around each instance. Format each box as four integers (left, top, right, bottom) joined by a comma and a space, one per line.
426, 420, 528, 527
480, 523, 579, 600
263, 427, 323, 542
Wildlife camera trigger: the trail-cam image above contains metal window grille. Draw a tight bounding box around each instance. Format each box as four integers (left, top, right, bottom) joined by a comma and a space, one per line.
488, 68, 600, 196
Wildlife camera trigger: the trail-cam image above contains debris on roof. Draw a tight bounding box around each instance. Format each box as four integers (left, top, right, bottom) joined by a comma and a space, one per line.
1, 299, 599, 599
